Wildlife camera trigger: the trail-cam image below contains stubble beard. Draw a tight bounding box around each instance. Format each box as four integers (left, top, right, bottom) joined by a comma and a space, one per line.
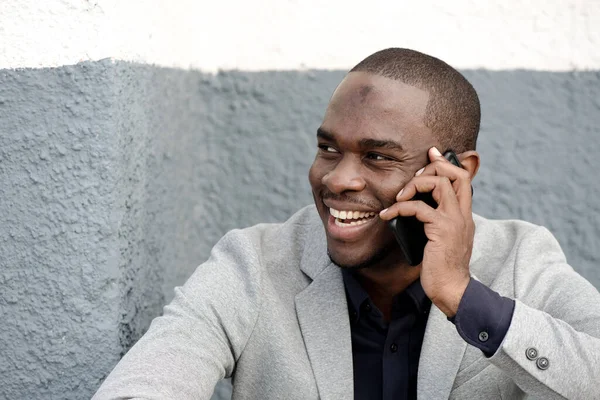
327, 240, 400, 271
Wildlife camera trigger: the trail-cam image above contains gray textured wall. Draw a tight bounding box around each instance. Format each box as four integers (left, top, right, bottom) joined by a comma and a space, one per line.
0, 61, 598, 399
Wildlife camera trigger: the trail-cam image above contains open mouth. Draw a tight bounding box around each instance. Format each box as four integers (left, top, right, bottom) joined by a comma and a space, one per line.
329, 207, 377, 227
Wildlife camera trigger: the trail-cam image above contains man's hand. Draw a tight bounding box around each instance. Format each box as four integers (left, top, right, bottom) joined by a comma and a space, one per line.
379, 147, 474, 317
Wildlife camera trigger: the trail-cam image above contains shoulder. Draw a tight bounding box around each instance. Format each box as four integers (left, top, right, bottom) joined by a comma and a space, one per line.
178, 205, 322, 312
472, 213, 541, 249
470, 213, 568, 294
471, 213, 545, 271
471, 216, 600, 329
191, 205, 323, 286
225, 204, 323, 261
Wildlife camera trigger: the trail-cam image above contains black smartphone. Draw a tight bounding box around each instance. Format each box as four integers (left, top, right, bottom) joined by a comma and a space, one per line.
387, 150, 464, 266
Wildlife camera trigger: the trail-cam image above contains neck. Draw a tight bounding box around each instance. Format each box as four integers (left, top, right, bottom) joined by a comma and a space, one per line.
354, 263, 421, 322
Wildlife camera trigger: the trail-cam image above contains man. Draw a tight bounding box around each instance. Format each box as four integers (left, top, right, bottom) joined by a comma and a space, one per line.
94, 48, 600, 399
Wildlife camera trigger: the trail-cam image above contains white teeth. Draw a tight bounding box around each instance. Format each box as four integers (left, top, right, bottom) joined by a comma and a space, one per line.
334, 218, 370, 227
329, 207, 377, 220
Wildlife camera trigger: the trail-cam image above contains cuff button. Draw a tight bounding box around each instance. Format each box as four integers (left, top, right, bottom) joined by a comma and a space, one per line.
526, 347, 538, 360
478, 331, 489, 342
536, 357, 549, 370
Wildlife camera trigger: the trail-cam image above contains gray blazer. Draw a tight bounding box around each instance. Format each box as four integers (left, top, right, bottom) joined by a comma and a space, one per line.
94, 205, 600, 399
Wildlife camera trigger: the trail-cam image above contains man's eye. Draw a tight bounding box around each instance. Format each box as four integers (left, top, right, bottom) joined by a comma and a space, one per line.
318, 145, 339, 153
366, 153, 392, 161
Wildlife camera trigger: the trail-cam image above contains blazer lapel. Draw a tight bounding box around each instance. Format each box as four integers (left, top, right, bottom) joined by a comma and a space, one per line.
295, 263, 354, 400
295, 208, 475, 399
416, 230, 485, 400
417, 302, 468, 399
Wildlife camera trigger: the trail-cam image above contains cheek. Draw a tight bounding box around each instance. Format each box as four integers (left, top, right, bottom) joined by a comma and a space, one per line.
308, 157, 333, 189
372, 173, 411, 206
308, 162, 322, 190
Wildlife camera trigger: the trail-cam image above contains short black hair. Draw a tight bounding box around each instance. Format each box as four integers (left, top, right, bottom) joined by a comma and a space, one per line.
350, 48, 480, 152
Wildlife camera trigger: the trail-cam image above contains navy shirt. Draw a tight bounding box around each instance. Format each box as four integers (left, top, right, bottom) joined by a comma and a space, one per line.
343, 270, 430, 400
343, 271, 515, 400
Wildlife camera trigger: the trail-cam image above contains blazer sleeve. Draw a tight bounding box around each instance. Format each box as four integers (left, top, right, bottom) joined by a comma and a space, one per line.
487, 226, 600, 400
92, 229, 262, 400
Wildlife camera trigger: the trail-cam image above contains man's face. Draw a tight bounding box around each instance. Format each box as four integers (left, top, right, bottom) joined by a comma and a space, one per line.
308, 72, 439, 269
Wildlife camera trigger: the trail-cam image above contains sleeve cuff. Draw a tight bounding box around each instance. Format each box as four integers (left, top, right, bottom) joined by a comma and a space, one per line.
449, 278, 515, 356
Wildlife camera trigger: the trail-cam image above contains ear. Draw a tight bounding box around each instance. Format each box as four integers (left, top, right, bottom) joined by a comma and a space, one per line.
457, 150, 480, 180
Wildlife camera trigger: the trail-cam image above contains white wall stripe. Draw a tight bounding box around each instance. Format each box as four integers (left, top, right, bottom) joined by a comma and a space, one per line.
1, 0, 599, 71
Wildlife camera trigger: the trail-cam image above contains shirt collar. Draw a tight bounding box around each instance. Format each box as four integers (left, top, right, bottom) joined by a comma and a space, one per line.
342, 268, 431, 320
342, 269, 371, 321
401, 277, 430, 315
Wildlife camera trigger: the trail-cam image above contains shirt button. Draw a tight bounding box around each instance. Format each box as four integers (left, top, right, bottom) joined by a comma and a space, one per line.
526, 347, 538, 360
390, 343, 398, 353
350, 311, 357, 321
362, 303, 372, 313
536, 357, 550, 370
478, 331, 489, 342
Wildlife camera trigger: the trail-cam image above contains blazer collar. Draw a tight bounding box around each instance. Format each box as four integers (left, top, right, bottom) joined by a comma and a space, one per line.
417, 303, 468, 399
297, 207, 474, 399
296, 262, 469, 400
416, 273, 483, 399
298, 211, 331, 280
295, 262, 354, 400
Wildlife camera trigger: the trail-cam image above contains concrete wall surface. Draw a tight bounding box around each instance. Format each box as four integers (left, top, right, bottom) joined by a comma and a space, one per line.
1, 1, 599, 399
2, 61, 599, 400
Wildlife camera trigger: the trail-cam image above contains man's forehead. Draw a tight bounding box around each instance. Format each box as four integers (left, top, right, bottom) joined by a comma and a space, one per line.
356, 84, 376, 104
328, 72, 429, 117
330, 78, 382, 108
321, 73, 435, 150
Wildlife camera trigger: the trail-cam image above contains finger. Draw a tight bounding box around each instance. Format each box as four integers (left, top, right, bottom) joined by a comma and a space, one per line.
428, 146, 444, 162
415, 156, 469, 183
452, 178, 473, 216
379, 198, 438, 223
429, 148, 473, 214
395, 176, 459, 210
402, 149, 472, 215
410, 147, 445, 178
403, 160, 470, 201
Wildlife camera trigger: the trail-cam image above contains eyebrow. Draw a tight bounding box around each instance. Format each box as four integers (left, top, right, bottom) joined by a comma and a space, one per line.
358, 138, 405, 152
316, 128, 405, 152
316, 128, 336, 142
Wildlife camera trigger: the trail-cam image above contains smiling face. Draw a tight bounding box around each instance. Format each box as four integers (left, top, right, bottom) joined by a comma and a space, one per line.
308, 72, 440, 269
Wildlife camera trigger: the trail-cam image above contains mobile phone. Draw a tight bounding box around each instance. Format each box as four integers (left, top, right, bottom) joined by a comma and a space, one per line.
387, 150, 465, 266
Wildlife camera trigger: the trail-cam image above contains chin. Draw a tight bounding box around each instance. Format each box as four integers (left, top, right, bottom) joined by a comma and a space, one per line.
328, 252, 371, 270
327, 240, 397, 270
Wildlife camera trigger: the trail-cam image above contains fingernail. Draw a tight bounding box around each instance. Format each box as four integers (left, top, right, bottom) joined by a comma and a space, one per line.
415, 167, 424, 176
380, 208, 388, 215
432, 147, 442, 156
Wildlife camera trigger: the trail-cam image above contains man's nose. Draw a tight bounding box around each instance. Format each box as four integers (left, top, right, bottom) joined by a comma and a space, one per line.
322, 156, 366, 194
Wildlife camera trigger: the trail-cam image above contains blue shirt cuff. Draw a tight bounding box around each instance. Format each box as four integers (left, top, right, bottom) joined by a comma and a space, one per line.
448, 278, 515, 356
